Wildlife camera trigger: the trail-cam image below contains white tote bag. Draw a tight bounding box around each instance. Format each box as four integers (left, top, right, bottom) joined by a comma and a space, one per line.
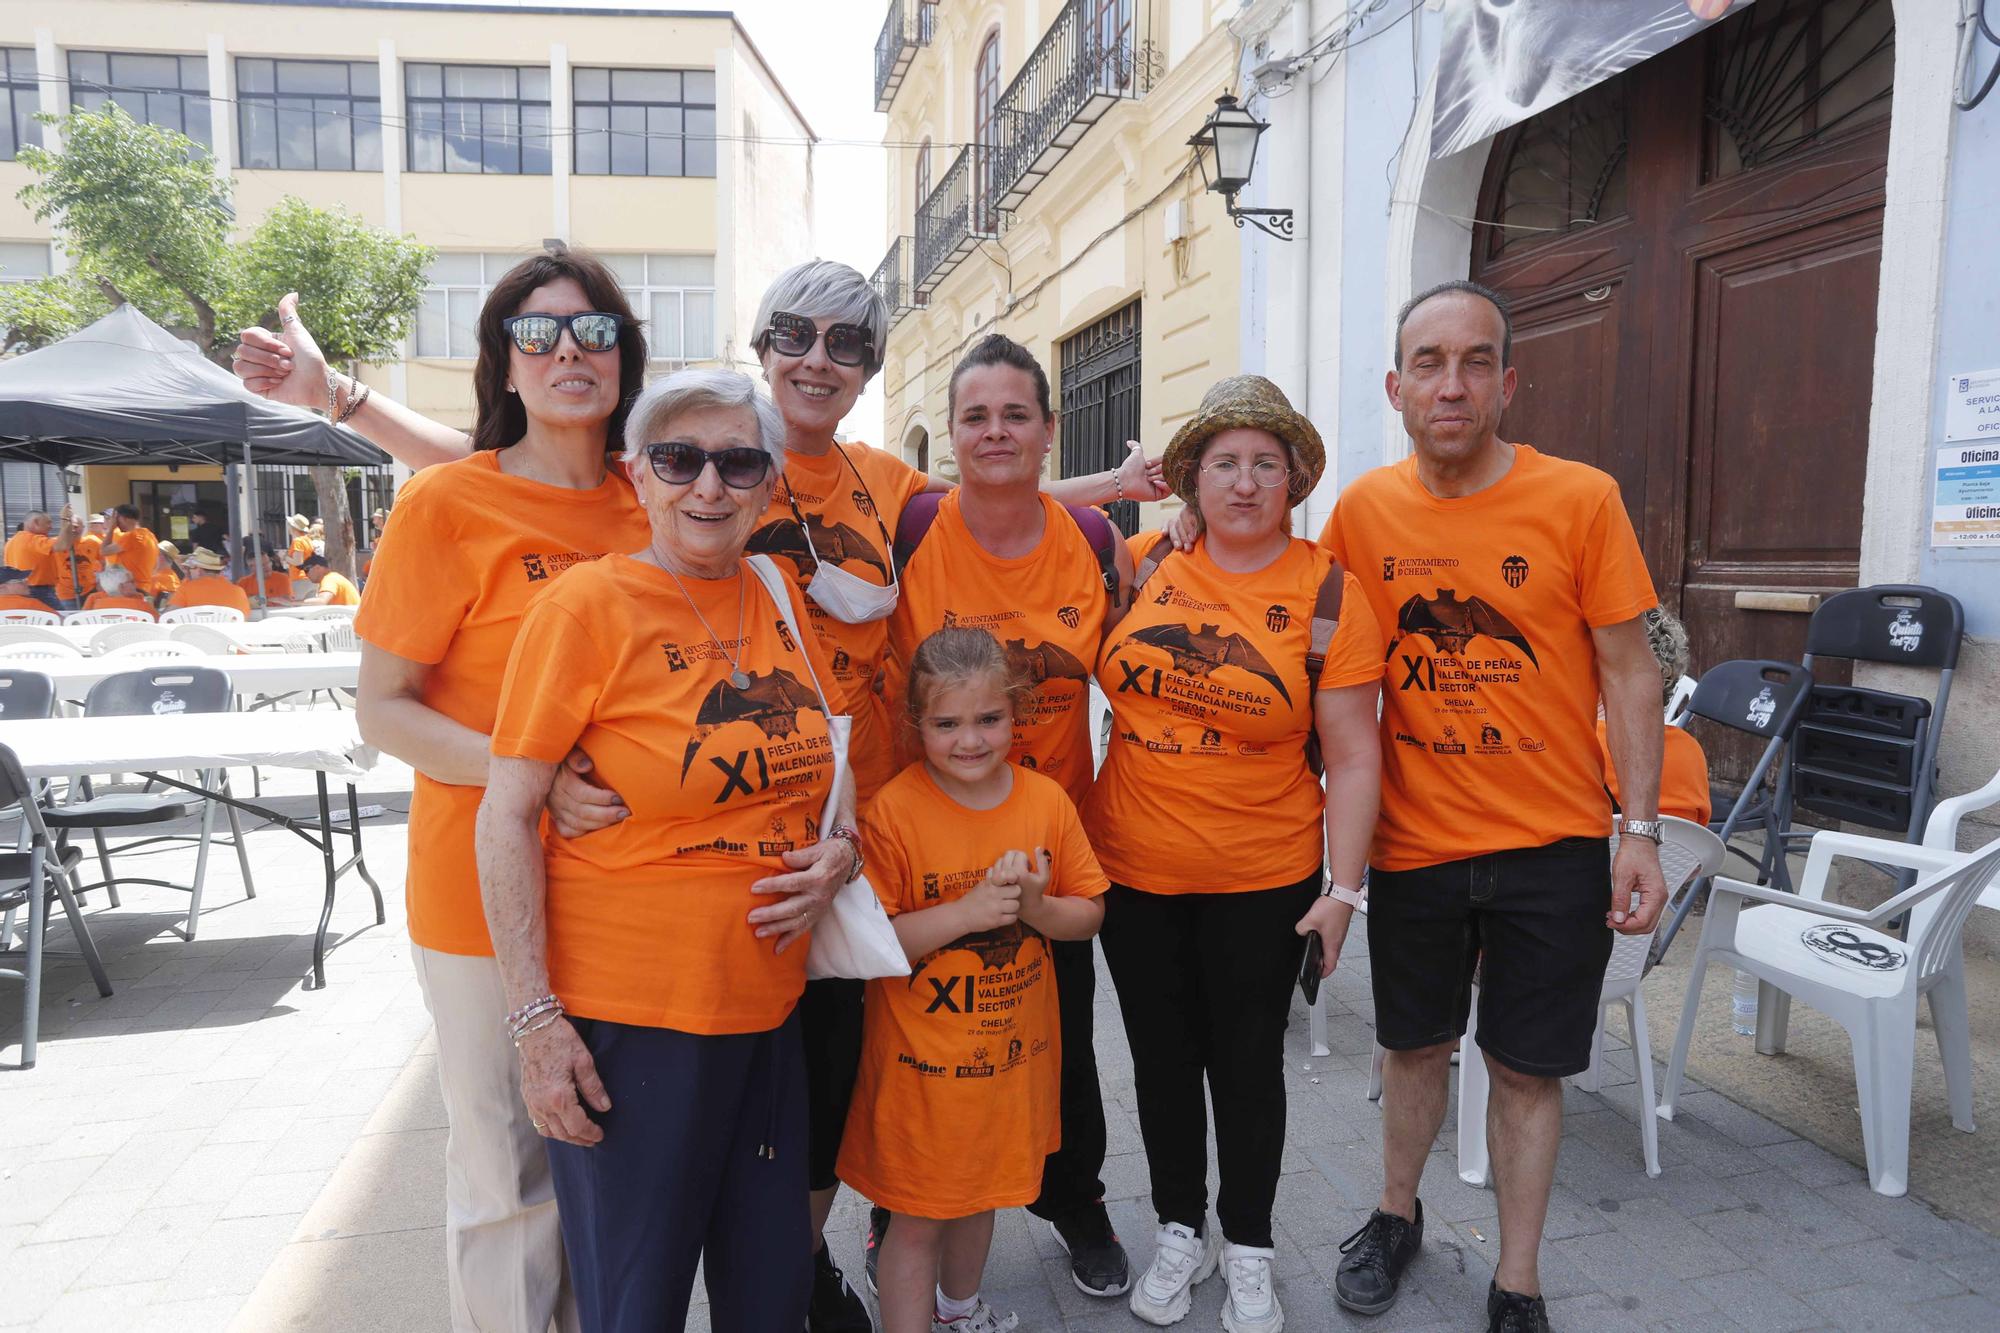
746, 555, 910, 981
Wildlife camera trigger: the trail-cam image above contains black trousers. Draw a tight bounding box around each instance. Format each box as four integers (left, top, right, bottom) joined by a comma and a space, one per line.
1098, 871, 1322, 1248
1028, 937, 1109, 1219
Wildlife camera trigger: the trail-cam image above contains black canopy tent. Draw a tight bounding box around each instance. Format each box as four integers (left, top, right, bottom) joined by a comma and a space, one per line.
0, 305, 387, 609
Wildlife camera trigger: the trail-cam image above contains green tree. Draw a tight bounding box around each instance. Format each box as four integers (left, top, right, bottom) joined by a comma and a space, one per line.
0, 105, 433, 578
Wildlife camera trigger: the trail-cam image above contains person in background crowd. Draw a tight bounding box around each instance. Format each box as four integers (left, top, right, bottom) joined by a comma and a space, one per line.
478, 368, 852, 1333
4, 509, 64, 610
1088, 376, 1384, 1333
1317, 280, 1666, 1333
0, 565, 53, 615
239, 550, 297, 605
188, 504, 228, 561
1600, 606, 1711, 826
166, 547, 252, 616
844, 627, 1108, 1333
309, 518, 327, 558
301, 553, 360, 606
102, 506, 161, 597
285, 513, 315, 571
54, 510, 102, 607
152, 541, 184, 601
82, 564, 155, 618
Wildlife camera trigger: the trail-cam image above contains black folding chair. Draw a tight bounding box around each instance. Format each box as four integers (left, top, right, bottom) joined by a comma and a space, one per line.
1, 742, 112, 1068
1649, 659, 1814, 965
51, 667, 257, 939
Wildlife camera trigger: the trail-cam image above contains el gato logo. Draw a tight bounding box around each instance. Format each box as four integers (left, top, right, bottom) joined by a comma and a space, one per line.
1500, 555, 1530, 589
1889, 609, 1924, 654
897, 1052, 946, 1077
151, 691, 187, 716
955, 1046, 996, 1079
1057, 605, 1081, 629
1746, 685, 1777, 730
1265, 604, 1292, 632
1146, 724, 1183, 755
1432, 724, 1467, 755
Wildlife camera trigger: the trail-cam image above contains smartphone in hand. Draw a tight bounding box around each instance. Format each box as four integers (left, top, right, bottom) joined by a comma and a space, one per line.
1298, 930, 1325, 1006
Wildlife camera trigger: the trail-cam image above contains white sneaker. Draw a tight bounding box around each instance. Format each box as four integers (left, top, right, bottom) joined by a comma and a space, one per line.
931, 1299, 1019, 1333
1219, 1243, 1283, 1333
1128, 1221, 1220, 1326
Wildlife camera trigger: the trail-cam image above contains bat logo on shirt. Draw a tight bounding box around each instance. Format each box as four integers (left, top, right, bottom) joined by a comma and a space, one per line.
1390, 590, 1539, 668
679, 668, 822, 779
1117, 623, 1292, 704
746, 516, 891, 581
909, 919, 1046, 990
1003, 638, 1089, 686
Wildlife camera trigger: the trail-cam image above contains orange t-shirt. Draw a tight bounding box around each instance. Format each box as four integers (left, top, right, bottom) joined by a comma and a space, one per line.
83, 593, 155, 617
55, 534, 102, 601
491, 555, 837, 1034
169, 577, 251, 615
746, 442, 930, 802
1085, 539, 1383, 892
884, 491, 1106, 807
314, 571, 361, 606
289, 535, 315, 566
838, 763, 1107, 1217
239, 571, 294, 602
1598, 719, 1712, 826
0, 593, 52, 614
1319, 445, 1658, 870
153, 565, 181, 597
106, 526, 160, 593
5, 530, 59, 585
355, 448, 651, 956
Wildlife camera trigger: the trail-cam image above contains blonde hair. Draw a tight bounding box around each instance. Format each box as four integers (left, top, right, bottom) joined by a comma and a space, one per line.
905, 627, 1030, 723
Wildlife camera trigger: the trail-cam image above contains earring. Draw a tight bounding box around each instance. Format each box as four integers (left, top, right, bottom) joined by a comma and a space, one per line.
506, 384, 516, 394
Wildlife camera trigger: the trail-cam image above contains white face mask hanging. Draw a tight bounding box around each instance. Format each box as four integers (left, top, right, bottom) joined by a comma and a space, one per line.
784, 445, 901, 625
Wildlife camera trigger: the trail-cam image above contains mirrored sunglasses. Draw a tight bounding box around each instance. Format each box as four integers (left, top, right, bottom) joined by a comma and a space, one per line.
502, 311, 622, 355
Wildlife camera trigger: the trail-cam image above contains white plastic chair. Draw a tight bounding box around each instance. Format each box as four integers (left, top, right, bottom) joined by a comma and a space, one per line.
1452, 819, 1727, 1184
299, 605, 358, 621
64, 608, 154, 626
89, 623, 170, 656
1659, 825, 2000, 1196
1665, 673, 1697, 727
99, 640, 206, 661
0, 641, 82, 661
1924, 768, 2000, 910
0, 608, 59, 626
166, 624, 245, 656
159, 606, 245, 625
0, 625, 76, 650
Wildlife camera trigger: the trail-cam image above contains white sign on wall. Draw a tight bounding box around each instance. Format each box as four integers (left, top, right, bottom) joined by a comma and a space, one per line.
1944, 367, 2000, 444
1933, 443, 2000, 547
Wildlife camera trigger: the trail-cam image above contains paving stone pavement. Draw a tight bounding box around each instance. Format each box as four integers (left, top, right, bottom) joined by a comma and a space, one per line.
5, 724, 2000, 1331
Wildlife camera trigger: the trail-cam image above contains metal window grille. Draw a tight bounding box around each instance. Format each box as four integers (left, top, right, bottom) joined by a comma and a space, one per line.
68, 50, 212, 148
236, 59, 382, 171
404, 63, 551, 175
572, 68, 716, 177
1058, 300, 1142, 534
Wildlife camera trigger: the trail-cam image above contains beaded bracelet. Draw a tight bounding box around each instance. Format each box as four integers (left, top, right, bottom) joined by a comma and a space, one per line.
505, 994, 562, 1039
511, 1009, 564, 1045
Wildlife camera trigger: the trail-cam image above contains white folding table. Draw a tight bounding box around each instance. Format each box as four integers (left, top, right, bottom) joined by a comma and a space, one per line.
0, 712, 384, 988
47, 622, 338, 654
255, 605, 355, 621
29, 653, 362, 704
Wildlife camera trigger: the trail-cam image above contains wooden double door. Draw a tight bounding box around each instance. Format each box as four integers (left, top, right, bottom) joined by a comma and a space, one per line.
1471, 0, 1894, 774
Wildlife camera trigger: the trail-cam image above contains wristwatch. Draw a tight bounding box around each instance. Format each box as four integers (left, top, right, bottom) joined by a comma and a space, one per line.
1619, 818, 1664, 844
1321, 881, 1365, 908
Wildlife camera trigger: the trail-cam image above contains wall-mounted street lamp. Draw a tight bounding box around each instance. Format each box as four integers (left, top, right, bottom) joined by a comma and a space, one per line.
1187, 94, 1294, 241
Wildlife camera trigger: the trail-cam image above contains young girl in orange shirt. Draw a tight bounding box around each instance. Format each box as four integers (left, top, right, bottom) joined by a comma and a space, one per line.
841, 627, 1108, 1333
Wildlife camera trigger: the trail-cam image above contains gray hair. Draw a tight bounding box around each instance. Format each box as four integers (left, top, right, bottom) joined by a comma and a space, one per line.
1394, 279, 1513, 371
1644, 605, 1693, 702
751, 259, 889, 379
621, 367, 786, 474
98, 564, 134, 594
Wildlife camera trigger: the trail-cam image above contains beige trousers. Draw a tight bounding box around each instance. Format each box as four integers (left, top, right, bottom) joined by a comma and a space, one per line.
412, 945, 578, 1333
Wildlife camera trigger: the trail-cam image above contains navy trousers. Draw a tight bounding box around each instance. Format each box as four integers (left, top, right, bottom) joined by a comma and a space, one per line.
547, 1011, 810, 1332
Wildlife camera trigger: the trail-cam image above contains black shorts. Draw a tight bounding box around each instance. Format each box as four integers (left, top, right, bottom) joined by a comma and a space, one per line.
1366, 836, 1613, 1078
799, 977, 864, 1192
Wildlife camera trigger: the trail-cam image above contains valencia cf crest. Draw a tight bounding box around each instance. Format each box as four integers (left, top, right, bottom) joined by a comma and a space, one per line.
1501, 555, 1529, 589
1266, 604, 1291, 633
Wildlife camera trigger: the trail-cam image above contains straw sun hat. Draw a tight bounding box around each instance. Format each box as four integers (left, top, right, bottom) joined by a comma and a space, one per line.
186, 546, 227, 572
286, 514, 311, 533
1160, 375, 1325, 507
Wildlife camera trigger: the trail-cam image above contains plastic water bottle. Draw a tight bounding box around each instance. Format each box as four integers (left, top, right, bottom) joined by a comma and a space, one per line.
1731, 970, 1759, 1036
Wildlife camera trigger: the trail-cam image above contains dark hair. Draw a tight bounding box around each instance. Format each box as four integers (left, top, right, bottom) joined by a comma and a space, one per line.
304, 553, 330, 571
1394, 279, 1513, 371
114, 503, 139, 520
470, 247, 649, 455
905, 627, 1031, 722
947, 334, 1053, 422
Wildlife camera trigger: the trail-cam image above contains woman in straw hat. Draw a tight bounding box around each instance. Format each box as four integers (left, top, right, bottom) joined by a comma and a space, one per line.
1083, 375, 1385, 1332
166, 546, 251, 616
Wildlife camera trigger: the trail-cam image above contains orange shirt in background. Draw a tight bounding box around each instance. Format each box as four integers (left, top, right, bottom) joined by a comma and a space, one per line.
83, 593, 155, 617
153, 565, 181, 598
314, 571, 361, 605
0, 593, 52, 614
491, 555, 837, 1034
289, 535, 315, 567
1599, 719, 1712, 826
168, 577, 251, 616
106, 525, 160, 594
747, 441, 930, 801
885, 491, 1106, 808
4, 530, 59, 585
1319, 445, 1658, 870
838, 763, 1107, 1218
239, 571, 294, 603
55, 533, 102, 602
355, 448, 650, 957
1085, 540, 1383, 893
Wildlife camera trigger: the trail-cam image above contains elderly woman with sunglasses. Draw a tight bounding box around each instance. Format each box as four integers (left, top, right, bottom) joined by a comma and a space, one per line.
479, 367, 850, 1332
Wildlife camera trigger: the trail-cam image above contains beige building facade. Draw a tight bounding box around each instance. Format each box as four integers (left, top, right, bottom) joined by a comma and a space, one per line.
869, 0, 1247, 526
0, 0, 814, 533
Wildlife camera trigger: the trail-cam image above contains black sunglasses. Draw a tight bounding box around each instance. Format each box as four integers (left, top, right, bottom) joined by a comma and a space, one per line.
643, 442, 774, 490
762, 310, 875, 368
501, 311, 622, 355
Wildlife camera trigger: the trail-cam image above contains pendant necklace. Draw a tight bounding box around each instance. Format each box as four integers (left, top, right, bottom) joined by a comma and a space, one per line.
662, 558, 750, 688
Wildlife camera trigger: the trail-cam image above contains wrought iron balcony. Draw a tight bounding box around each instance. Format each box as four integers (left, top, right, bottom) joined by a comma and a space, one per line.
991, 0, 1151, 212
914, 145, 997, 295
874, 0, 936, 112
869, 236, 923, 324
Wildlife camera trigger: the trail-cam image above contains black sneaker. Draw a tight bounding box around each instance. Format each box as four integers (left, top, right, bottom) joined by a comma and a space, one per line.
863, 1205, 889, 1298
1333, 1199, 1424, 1315
808, 1239, 872, 1333
1048, 1201, 1132, 1296
1487, 1281, 1551, 1332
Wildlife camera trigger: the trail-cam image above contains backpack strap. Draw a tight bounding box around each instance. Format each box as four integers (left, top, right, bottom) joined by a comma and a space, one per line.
1129, 533, 1177, 600
1303, 559, 1348, 695
1061, 503, 1121, 603
892, 490, 945, 577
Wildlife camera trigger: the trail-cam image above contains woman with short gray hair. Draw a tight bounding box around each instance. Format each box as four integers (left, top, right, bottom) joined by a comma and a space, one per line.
478, 364, 854, 1332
